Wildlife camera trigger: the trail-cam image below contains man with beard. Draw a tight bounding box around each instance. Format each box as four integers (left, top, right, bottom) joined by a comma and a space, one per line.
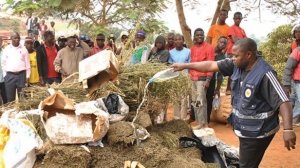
189, 28, 214, 129
1, 32, 30, 102
172, 38, 296, 168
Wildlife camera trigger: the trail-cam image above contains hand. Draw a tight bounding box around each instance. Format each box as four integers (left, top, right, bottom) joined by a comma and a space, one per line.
204, 80, 210, 89
25, 78, 29, 87
151, 47, 157, 53
60, 69, 68, 77
283, 131, 296, 150
214, 90, 220, 97
284, 86, 291, 97
171, 63, 186, 72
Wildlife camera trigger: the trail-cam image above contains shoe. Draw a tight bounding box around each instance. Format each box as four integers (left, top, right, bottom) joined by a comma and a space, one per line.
225, 90, 231, 95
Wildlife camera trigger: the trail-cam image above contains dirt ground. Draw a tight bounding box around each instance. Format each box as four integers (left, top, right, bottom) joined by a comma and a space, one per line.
211, 122, 300, 168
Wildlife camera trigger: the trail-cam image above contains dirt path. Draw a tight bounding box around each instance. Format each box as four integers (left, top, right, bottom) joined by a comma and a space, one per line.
210, 122, 300, 168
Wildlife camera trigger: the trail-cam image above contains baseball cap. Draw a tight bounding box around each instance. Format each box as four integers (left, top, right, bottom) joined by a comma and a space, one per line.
120, 31, 129, 38
136, 30, 146, 37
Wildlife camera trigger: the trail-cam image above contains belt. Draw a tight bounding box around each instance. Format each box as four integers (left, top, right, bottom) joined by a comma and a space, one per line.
232, 108, 275, 120
7, 70, 25, 75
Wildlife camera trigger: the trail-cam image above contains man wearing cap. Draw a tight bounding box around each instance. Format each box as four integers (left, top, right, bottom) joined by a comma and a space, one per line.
37, 31, 60, 85
116, 31, 130, 55
24, 37, 39, 85
107, 34, 117, 54
90, 33, 106, 56
1, 32, 30, 102
130, 30, 150, 64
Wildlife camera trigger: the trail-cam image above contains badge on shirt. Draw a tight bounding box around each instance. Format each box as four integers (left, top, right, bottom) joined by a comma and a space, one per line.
245, 88, 252, 98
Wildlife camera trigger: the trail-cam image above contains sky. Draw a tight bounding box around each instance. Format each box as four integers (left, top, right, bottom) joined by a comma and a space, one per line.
159, 1, 292, 41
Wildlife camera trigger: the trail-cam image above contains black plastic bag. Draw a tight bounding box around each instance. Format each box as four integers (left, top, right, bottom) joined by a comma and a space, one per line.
103, 93, 119, 114
179, 137, 227, 168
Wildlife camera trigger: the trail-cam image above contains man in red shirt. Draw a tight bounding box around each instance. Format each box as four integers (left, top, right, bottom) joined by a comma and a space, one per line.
37, 31, 60, 85
226, 12, 247, 95
190, 28, 215, 129
90, 33, 106, 56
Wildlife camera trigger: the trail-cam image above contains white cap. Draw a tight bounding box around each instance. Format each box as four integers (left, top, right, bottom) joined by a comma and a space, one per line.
119, 31, 129, 38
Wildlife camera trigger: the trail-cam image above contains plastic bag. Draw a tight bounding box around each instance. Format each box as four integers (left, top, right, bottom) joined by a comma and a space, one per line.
149, 68, 179, 83
95, 94, 129, 123
103, 93, 119, 114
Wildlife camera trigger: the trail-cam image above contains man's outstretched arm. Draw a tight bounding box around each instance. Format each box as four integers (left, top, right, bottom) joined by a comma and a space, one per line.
171, 61, 219, 72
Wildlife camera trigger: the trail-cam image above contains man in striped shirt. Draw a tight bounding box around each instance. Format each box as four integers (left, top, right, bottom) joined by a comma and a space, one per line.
172, 38, 296, 168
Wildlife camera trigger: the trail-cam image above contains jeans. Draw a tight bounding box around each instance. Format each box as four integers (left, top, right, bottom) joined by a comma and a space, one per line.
191, 81, 207, 125
292, 82, 300, 124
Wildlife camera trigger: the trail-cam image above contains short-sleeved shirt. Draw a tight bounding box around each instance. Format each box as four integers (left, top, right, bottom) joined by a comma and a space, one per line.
168, 47, 190, 64
227, 25, 247, 54
214, 52, 226, 80
207, 24, 230, 48
217, 58, 288, 110
190, 42, 214, 80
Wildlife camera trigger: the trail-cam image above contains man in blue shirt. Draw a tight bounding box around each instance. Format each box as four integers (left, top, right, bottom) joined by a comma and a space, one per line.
168, 34, 190, 64
168, 34, 191, 120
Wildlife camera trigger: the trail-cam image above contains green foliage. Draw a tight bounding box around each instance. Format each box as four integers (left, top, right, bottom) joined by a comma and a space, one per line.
4, 0, 168, 34
259, 24, 293, 79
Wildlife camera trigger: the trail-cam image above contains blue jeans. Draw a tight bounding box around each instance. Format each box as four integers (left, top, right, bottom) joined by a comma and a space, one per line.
292, 82, 300, 124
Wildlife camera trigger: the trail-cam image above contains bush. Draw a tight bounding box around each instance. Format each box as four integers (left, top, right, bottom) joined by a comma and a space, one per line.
259, 24, 293, 79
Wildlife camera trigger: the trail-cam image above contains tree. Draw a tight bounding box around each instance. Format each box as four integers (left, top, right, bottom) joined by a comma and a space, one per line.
232, 0, 300, 22
4, 0, 168, 33
259, 24, 293, 79
175, 0, 192, 47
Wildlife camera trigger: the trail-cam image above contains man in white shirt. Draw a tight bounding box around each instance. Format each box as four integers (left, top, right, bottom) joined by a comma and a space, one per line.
1, 32, 30, 102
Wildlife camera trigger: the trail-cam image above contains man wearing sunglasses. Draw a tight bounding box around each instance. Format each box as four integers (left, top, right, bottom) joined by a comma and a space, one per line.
90, 33, 106, 56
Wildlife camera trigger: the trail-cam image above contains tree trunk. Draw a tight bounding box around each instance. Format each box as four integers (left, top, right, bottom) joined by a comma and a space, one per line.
210, 0, 231, 26
210, 0, 223, 26
175, 0, 193, 48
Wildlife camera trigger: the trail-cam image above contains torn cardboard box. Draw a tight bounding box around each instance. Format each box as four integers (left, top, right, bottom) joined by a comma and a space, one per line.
79, 50, 119, 94
40, 91, 109, 144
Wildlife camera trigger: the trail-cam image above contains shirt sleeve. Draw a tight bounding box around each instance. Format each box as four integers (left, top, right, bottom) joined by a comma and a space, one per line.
1, 48, 7, 77
262, 71, 290, 110
217, 58, 234, 76
54, 50, 63, 72
282, 57, 298, 86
